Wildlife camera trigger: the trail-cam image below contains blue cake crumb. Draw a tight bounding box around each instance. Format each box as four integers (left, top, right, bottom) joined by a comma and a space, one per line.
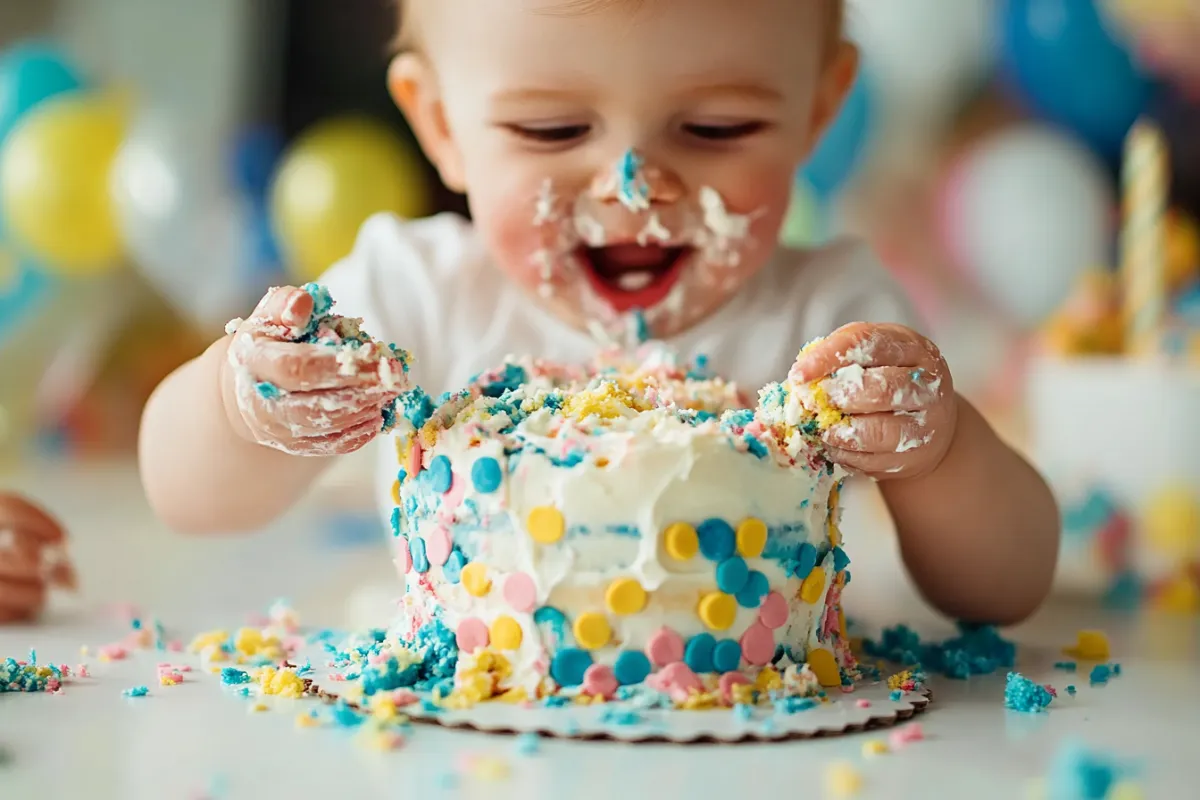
1047, 740, 1138, 800
863, 622, 1016, 679
1004, 672, 1053, 713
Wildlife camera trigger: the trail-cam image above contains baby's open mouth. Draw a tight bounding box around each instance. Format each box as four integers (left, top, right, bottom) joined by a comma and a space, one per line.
577, 244, 691, 312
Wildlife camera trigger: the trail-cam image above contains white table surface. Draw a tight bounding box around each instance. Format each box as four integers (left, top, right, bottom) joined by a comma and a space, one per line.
2, 458, 1199, 799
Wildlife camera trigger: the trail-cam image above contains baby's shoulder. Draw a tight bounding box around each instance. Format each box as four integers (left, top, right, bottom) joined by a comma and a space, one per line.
351, 211, 486, 283
747, 237, 916, 335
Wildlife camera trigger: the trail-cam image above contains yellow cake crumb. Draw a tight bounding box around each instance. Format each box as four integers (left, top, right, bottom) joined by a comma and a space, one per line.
824, 761, 863, 797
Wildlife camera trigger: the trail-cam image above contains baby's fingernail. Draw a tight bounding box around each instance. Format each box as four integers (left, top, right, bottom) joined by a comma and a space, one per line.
281, 292, 311, 326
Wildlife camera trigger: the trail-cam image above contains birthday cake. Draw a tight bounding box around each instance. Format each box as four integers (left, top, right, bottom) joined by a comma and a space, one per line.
383, 343, 859, 707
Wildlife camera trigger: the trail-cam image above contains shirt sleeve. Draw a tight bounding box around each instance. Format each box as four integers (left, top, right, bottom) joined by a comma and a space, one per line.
314, 212, 476, 394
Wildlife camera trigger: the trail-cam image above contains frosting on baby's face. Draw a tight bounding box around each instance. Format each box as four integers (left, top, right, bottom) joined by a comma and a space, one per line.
402, 0, 855, 342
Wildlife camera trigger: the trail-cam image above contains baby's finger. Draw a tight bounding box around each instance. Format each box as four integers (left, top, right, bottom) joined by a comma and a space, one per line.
791, 323, 933, 383
822, 412, 932, 454
823, 446, 910, 477
0, 578, 45, 622
0, 544, 41, 581
262, 415, 385, 457
249, 286, 313, 331
0, 495, 66, 544
250, 391, 391, 440
239, 341, 384, 393
818, 366, 941, 414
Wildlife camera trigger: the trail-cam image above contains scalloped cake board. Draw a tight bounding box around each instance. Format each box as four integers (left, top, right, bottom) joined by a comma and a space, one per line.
323, 682, 931, 744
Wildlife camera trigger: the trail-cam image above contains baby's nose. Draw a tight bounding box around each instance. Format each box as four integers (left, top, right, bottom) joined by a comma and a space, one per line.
589, 148, 684, 210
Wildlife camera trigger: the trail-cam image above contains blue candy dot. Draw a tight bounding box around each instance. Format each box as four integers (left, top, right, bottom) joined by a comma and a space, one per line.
715, 556, 750, 594
613, 651, 652, 686
684, 633, 716, 673
844, 570, 852, 585
429, 455, 453, 494
533, 606, 570, 649
550, 648, 593, 687
792, 542, 818, 578
712, 639, 742, 673
410, 537, 430, 573
832, 546, 850, 573
471, 457, 503, 493
735, 570, 770, 608
389, 507, 401, 537
697, 519, 735, 561
443, 549, 466, 584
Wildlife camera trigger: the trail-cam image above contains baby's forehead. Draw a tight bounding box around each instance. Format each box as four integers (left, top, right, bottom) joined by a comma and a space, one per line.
401, 0, 839, 55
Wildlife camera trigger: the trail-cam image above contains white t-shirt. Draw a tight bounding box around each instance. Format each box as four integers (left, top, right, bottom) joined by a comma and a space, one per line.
316, 212, 918, 518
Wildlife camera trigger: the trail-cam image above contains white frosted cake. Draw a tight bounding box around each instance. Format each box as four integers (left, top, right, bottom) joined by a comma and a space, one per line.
385, 344, 858, 706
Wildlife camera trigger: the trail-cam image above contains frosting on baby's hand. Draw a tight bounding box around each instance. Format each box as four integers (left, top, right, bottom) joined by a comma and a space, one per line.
225, 284, 413, 457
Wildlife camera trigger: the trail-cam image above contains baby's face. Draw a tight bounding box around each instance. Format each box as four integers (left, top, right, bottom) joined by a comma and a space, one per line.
412, 0, 849, 339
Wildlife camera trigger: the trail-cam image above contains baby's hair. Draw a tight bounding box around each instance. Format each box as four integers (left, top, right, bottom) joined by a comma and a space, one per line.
394, 0, 844, 53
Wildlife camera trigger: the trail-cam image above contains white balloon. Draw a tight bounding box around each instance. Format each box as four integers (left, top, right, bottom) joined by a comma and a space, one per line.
846, 0, 996, 129
948, 125, 1116, 328
110, 112, 253, 329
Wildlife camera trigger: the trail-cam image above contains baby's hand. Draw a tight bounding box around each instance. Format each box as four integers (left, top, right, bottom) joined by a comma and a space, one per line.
790, 322, 957, 480
0, 493, 76, 623
222, 286, 406, 457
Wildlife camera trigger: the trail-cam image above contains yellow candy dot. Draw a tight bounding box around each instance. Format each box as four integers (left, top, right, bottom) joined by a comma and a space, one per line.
663, 522, 698, 560
605, 577, 648, 615
801, 567, 826, 604
527, 506, 565, 544
572, 612, 612, 649
490, 616, 523, 650
697, 592, 737, 631
736, 518, 767, 558
806, 647, 841, 687
390, 479, 402, 505
461, 563, 492, 597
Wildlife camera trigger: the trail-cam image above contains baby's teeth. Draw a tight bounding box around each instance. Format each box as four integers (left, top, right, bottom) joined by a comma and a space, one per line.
617, 271, 654, 291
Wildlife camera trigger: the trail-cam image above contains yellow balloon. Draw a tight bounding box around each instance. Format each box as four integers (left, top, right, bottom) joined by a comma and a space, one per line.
0, 91, 126, 274
271, 116, 430, 282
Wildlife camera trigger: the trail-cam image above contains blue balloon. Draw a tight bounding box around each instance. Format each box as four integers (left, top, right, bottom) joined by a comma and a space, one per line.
799, 69, 874, 200
999, 0, 1152, 160
231, 125, 285, 203
0, 41, 87, 144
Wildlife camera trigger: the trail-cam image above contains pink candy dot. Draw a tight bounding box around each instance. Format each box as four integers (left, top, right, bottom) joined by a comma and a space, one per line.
407, 442, 423, 477
645, 627, 685, 667
456, 618, 489, 654
646, 662, 704, 703
582, 664, 619, 699
503, 572, 537, 612
856, 699, 872, 708
394, 539, 412, 575
758, 591, 788, 629
739, 622, 776, 666
719, 672, 751, 705
425, 527, 453, 566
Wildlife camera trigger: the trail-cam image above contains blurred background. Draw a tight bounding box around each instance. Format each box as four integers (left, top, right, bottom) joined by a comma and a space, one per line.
0, 0, 1198, 613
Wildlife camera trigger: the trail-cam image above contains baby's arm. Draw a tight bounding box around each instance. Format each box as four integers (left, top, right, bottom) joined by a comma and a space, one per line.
139, 333, 326, 533
793, 323, 1058, 625
140, 287, 403, 533
879, 396, 1058, 625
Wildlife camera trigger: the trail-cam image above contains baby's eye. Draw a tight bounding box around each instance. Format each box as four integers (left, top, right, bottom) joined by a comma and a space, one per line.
504, 124, 591, 144
683, 121, 766, 141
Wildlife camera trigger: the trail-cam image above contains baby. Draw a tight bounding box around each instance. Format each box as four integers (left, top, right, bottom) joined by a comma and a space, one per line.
139, 0, 1059, 625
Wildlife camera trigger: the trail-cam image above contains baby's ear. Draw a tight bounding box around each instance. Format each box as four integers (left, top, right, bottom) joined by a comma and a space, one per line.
388, 54, 466, 193
804, 41, 859, 158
